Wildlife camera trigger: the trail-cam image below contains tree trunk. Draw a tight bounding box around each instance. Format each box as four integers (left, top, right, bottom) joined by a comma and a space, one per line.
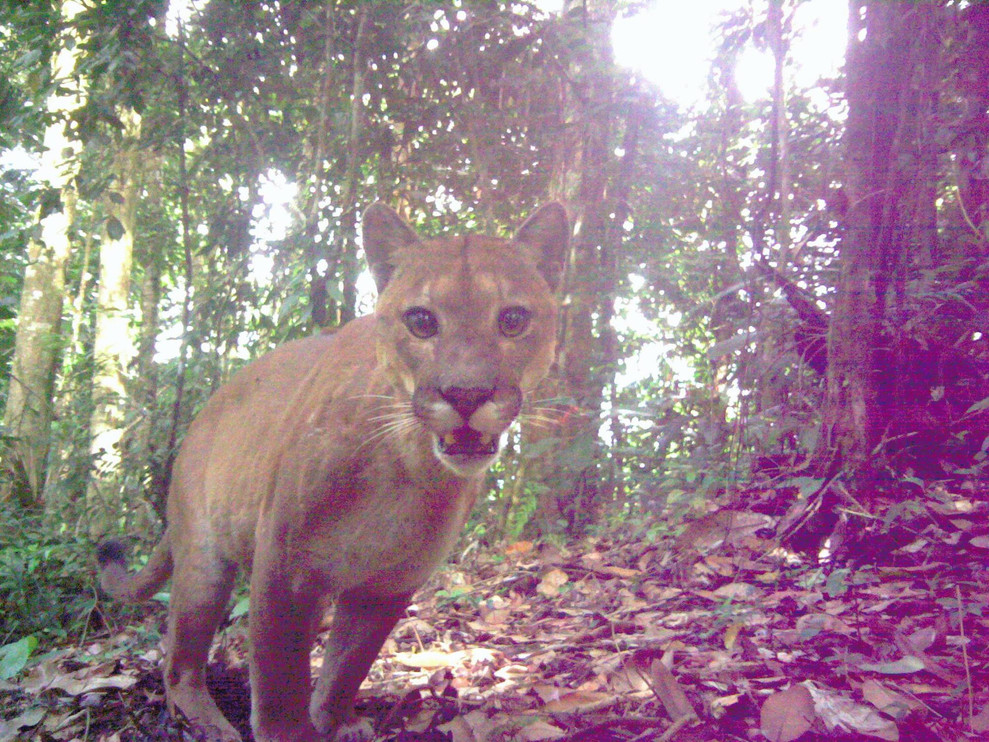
86, 108, 142, 532
815, 2, 931, 479
125, 156, 166, 519
334, 6, 369, 326
768, 0, 792, 262
303, 3, 369, 329
527, 0, 618, 534
1, 0, 87, 507
304, 3, 337, 329
955, 3, 989, 239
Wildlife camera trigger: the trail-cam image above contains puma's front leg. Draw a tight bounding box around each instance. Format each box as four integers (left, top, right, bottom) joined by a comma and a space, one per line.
310, 589, 411, 741
248, 563, 323, 742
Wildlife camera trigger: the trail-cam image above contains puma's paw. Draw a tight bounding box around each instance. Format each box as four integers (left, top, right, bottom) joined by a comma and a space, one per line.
333, 718, 374, 742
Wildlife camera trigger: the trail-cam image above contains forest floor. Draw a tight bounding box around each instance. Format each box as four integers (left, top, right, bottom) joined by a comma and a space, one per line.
2, 482, 988, 742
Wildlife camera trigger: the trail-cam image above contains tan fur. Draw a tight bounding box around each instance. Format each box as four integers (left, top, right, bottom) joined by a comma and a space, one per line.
98, 203, 568, 742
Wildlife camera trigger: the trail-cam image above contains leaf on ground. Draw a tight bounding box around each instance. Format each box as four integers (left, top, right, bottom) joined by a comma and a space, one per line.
805, 682, 899, 740
506, 541, 534, 556
857, 656, 925, 675
21, 660, 137, 696
760, 684, 815, 742
515, 717, 565, 740
392, 646, 500, 670
795, 612, 854, 638
859, 679, 920, 719
540, 690, 615, 714
0, 635, 37, 680
971, 703, 989, 733
439, 709, 492, 742
536, 568, 569, 597
644, 657, 696, 721
0, 706, 46, 742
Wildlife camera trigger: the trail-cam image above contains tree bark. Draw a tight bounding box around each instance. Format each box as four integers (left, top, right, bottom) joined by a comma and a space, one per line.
767, 0, 792, 262
1, 0, 87, 506
334, 6, 369, 326
126, 156, 165, 519
815, 2, 931, 479
526, 0, 618, 534
86, 108, 142, 531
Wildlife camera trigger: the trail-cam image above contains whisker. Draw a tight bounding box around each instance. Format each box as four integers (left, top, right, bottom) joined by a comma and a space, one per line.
344, 393, 410, 411
518, 414, 560, 430
368, 409, 414, 424
357, 413, 421, 456
522, 403, 565, 418
525, 405, 564, 417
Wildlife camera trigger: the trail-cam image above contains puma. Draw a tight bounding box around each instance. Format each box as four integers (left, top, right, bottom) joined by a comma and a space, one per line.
98, 202, 568, 742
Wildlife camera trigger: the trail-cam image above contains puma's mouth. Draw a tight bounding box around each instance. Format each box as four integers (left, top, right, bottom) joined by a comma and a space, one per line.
437, 426, 498, 457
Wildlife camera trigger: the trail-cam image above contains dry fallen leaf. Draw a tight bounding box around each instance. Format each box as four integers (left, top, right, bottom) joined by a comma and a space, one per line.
859, 679, 919, 720
537, 568, 569, 597
856, 656, 924, 676
20, 660, 137, 697
393, 647, 499, 670
646, 657, 696, 722
506, 541, 534, 557
541, 690, 615, 714
805, 682, 899, 741
971, 703, 989, 733
0, 706, 47, 742
760, 684, 815, 742
439, 709, 491, 742
795, 612, 854, 637
516, 717, 565, 741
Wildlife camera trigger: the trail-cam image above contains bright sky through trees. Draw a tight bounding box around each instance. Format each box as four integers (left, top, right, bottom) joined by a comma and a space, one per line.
612, 0, 848, 107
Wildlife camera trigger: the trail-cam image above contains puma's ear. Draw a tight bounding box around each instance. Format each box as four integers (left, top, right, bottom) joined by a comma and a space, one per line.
514, 202, 570, 291
362, 202, 421, 293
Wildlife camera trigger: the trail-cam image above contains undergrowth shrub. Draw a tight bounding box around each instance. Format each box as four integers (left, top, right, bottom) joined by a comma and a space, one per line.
0, 505, 97, 648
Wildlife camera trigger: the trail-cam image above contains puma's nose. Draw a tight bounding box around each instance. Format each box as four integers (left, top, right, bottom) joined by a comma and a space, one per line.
440, 386, 495, 422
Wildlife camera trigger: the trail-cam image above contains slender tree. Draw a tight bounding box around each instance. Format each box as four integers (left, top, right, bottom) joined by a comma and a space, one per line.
2, 0, 87, 506
86, 107, 142, 530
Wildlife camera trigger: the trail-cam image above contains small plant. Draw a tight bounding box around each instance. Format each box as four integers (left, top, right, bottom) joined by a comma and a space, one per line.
0, 505, 97, 648
0, 634, 37, 679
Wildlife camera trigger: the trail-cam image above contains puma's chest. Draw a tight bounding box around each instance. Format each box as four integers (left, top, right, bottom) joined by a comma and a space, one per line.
267, 447, 480, 598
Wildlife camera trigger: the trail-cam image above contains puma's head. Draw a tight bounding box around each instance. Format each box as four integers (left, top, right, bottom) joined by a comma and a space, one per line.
362, 203, 569, 476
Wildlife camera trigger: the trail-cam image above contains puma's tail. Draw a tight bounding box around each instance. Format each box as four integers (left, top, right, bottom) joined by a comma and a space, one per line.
97, 532, 173, 603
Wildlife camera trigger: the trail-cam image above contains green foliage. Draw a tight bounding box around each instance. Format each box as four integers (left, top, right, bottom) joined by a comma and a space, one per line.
230, 594, 250, 620
433, 584, 477, 610
0, 634, 37, 679
506, 482, 541, 540
0, 506, 97, 647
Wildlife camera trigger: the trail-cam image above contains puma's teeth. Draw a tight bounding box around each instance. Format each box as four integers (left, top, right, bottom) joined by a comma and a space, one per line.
437, 429, 498, 457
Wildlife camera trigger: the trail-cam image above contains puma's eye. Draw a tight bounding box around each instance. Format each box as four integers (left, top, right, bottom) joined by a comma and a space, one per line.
402, 307, 439, 339
498, 306, 531, 337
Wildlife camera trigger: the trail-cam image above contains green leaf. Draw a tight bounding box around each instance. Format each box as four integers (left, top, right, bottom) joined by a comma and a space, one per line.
824, 568, 849, 598
230, 595, 250, 619
0, 635, 38, 679
964, 396, 989, 416
787, 477, 824, 497
858, 656, 925, 675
